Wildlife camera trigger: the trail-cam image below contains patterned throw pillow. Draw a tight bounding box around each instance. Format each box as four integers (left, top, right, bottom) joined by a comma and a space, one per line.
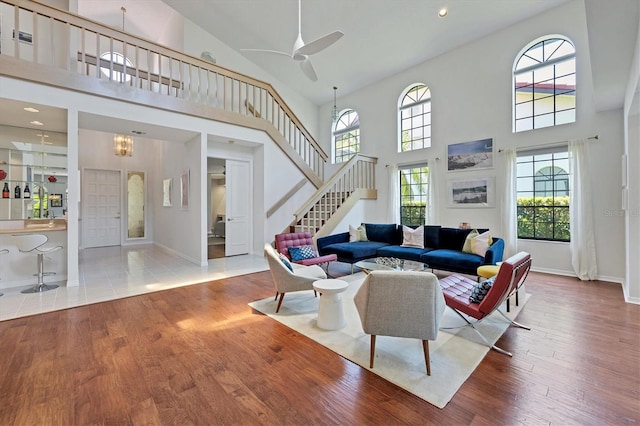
288, 245, 317, 261
278, 253, 294, 272
469, 276, 495, 303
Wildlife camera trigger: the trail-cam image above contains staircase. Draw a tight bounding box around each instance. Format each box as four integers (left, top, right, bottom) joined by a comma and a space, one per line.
0, 0, 377, 237
289, 154, 377, 237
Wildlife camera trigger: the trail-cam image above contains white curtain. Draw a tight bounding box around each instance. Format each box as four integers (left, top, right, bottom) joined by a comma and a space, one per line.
569, 139, 598, 280
427, 159, 438, 224
387, 164, 400, 224
502, 149, 518, 257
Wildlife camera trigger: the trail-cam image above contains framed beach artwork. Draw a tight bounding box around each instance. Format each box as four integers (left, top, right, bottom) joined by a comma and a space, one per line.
447, 177, 495, 208
447, 138, 494, 171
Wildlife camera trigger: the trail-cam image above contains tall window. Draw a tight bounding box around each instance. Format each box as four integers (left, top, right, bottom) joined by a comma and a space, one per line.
399, 165, 429, 225
513, 37, 575, 132
516, 148, 570, 241
399, 84, 431, 152
100, 51, 133, 83
333, 109, 360, 163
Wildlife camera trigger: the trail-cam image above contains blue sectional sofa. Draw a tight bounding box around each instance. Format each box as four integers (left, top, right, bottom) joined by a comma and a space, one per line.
316, 223, 504, 276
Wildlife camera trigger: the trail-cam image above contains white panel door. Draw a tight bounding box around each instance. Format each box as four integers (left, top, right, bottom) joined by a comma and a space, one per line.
82, 169, 121, 248
225, 160, 250, 256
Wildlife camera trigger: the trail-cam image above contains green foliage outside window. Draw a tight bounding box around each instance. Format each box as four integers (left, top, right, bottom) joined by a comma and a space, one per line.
517, 196, 570, 241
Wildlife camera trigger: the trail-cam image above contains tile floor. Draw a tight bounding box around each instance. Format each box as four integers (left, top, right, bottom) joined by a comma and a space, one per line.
0, 244, 269, 322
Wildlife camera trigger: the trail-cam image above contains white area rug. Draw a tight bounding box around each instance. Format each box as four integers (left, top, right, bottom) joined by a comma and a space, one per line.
249, 273, 530, 408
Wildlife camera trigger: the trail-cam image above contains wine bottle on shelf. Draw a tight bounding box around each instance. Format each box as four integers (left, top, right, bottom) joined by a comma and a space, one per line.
23, 183, 31, 198
2, 182, 9, 198
14, 184, 21, 199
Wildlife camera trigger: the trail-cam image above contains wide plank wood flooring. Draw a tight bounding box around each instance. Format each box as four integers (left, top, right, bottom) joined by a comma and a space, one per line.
0, 269, 638, 425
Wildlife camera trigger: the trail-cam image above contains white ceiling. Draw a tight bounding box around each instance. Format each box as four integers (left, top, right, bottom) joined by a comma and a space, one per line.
0, 0, 637, 138
161, 0, 638, 108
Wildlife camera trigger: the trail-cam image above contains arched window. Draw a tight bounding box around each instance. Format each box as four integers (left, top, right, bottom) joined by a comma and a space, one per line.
513, 36, 575, 132
333, 109, 360, 163
399, 84, 431, 152
100, 51, 133, 83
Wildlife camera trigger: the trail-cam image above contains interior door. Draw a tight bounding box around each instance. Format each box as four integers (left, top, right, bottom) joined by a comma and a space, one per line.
225, 160, 250, 256
82, 169, 121, 248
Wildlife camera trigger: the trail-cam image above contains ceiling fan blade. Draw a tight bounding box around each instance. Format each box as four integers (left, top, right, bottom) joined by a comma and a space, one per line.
295, 31, 344, 56
240, 48, 292, 58
300, 58, 318, 81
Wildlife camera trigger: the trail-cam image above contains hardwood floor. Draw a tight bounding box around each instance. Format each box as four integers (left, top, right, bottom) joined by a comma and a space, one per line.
0, 269, 638, 425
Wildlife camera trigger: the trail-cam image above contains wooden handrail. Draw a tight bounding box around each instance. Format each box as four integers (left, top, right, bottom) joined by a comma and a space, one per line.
293, 154, 377, 220
1, 0, 327, 181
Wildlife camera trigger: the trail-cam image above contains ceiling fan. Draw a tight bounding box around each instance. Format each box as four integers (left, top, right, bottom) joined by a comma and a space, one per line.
241, 0, 343, 81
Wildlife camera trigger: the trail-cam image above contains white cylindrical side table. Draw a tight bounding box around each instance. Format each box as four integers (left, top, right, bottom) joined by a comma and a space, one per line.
313, 278, 349, 330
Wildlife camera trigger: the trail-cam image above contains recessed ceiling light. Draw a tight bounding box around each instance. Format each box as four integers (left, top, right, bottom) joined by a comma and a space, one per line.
30, 120, 44, 126
24, 107, 40, 113
438, 7, 448, 18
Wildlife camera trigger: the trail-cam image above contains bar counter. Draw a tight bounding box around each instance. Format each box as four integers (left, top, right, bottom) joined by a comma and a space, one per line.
0, 219, 68, 234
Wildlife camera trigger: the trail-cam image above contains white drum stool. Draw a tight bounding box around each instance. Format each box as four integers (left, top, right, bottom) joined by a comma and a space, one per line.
313, 278, 349, 330
0, 248, 8, 297
11, 234, 63, 294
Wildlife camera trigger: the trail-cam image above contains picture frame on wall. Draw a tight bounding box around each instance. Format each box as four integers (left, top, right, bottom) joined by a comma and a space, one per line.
447, 138, 494, 171
162, 178, 172, 207
180, 170, 190, 209
447, 177, 495, 208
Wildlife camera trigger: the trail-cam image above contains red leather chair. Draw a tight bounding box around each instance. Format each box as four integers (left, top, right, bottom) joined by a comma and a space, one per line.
275, 232, 337, 274
438, 251, 532, 356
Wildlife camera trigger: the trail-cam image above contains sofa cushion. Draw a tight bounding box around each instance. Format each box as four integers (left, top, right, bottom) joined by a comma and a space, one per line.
363, 223, 399, 244
462, 229, 479, 253
320, 241, 390, 261
424, 225, 441, 248
439, 228, 473, 251
421, 249, 484, 274
376, 245, 433, 262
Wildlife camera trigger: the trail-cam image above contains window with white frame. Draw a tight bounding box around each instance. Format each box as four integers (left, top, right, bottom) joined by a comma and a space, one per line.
100, 51, 133, 83
399, 165, 429, 225
333, 109, 360, 163
513, 37, 576, 132
399, 84, 431, 152
516, 147, 570, 241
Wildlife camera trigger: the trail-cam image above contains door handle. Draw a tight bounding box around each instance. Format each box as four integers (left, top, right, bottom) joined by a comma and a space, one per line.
227, 218, 233, 221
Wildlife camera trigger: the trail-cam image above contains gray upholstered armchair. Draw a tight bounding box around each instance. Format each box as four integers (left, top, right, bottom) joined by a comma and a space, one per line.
264, 243, 327, 313
353, 270, 446, 375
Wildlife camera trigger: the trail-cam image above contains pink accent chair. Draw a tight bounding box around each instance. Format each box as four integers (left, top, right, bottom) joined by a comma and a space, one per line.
275, 232, 337, 273
438, 251, 532, 356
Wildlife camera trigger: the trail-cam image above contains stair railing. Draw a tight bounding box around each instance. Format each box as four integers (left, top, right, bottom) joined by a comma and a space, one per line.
0, 0, 326, 185
290, 154, 377, 235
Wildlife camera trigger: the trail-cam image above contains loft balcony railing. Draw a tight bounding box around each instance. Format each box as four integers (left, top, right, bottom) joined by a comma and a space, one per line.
0, 0, 326, 186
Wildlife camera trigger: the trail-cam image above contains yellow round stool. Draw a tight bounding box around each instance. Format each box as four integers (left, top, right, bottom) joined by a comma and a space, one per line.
477, 264, 499, 279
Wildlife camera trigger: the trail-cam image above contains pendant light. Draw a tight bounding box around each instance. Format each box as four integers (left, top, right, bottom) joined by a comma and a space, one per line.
331, 86, 339, 122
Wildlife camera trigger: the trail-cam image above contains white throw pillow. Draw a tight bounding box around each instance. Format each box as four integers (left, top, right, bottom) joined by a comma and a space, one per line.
349, 224, 368, 242
401, 225, 424, 248
470, 230, 492, 257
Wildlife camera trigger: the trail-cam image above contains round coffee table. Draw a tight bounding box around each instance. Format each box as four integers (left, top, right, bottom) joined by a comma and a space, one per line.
312, 278, 349, 330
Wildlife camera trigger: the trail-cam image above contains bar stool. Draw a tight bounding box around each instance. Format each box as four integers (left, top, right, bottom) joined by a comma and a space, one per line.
11, 234, 63, 294
0, 248, 8, 297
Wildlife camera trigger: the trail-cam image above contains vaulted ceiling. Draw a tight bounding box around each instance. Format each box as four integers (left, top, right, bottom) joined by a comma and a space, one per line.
161, 0, 638, 109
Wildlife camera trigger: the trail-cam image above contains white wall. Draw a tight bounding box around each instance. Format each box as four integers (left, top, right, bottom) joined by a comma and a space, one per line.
317, 0, 625, 282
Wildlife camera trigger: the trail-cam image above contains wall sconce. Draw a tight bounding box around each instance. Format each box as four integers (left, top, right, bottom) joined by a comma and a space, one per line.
114, 134, 133, 157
